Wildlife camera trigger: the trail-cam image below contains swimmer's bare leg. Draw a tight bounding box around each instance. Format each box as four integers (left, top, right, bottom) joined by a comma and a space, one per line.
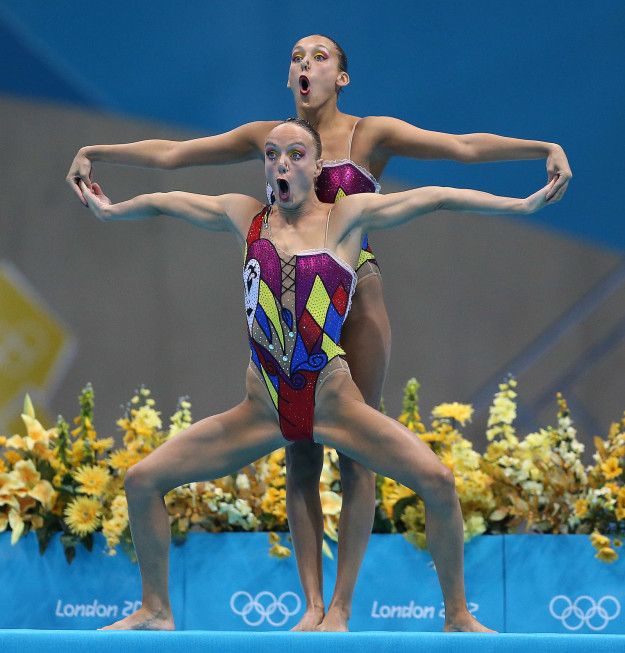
315, 375, 495, 634
286, 442, 326, 631
99, 397, 281, 630
317, 275, 390, 632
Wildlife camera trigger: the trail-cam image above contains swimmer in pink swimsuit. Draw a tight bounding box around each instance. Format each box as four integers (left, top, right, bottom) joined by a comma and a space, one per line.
68, 34, 571, 631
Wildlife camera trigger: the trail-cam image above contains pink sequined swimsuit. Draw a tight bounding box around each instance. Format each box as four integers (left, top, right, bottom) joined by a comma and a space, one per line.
316, 157, 381, 280
244, 206, 356, 442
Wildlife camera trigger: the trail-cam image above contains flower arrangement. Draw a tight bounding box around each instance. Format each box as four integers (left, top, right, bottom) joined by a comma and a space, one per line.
1, 378, 623, 564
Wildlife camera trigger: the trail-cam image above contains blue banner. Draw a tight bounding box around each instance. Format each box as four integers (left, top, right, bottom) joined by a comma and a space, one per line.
504, 535, 625, 634
0, 532, 623, 632
0, 531, 185, 629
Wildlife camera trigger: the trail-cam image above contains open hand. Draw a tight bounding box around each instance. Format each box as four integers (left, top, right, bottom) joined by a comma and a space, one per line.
66, 150, 93, 205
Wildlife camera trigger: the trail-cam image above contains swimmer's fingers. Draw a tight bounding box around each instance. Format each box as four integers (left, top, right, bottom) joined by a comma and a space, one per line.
66, 150, 93, 205
547, 177, 570, 204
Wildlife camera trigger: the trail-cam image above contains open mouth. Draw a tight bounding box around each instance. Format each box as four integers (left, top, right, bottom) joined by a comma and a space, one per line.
299, 75, 310, 95
277, 178, 290, 201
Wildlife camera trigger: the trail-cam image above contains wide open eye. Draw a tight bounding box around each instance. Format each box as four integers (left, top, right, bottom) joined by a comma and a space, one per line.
292, 53, 303, 62
265, 150, 277, 160
289, 150, 303, 160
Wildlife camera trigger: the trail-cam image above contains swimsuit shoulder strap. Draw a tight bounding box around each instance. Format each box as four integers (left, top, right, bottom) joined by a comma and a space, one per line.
246, 205, 270, 247
347, 118, 361, 159
323, 206, 333, 248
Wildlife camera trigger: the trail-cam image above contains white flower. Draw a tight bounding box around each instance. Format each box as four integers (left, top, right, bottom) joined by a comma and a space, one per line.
235, 474, 250, 490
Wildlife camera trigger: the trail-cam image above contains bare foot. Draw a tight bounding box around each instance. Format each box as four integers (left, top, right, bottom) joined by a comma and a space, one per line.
98, 606, 175, 630
290, 605, 324, 631
316, 605, 349, 632
444, 611, 496, 633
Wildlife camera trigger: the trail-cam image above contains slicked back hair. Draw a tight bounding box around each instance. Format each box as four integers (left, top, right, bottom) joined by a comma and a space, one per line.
281, 117, 322, 159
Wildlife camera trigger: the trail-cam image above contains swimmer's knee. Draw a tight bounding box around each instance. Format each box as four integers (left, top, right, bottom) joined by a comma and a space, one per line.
125, 461, 162, 496
422, 464, 456, 507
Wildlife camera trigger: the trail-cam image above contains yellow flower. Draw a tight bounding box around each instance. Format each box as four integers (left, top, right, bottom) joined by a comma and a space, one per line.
324, 514, 339, 542
111, 494, 129, 515
380, 477, 413, 520
432, 402, 474, 427
64, 496, 101, 536
590, 531, 610, 549
605, 482, 620, 495
11, 460, 40, 488
595, 547, 618, 563
0, 460, 6, 473
92, 438, 115, 454
574, 499, 589, 518
73, 464, 111, 496
9, 509, 25, 544
108, 449, 142, 471
269, 543, 292, 558
5, 435, 27, 450
268, 532, 280, 545
68, 440, 85, 465
320, 491, 342, 516
615, 506, 625, 521
28, 480, 57, 511
463, 513, 486, 541
4, 451, 22, 466
0, 473, 21, 510
261, 487, 287, 522
21, 414, 56, 450
601, 457, 623, 480
131, 406, 162, 436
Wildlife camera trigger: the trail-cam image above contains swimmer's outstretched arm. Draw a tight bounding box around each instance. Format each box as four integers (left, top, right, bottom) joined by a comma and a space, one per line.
79, 181, 261, 240
67, 121, 278, 205
361, 116, 572, 202
337, 178, 557, 238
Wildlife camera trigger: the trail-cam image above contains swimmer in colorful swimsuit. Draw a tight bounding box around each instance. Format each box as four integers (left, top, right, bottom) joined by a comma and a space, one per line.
80, 118, 557, 632
67, 35, 572, 631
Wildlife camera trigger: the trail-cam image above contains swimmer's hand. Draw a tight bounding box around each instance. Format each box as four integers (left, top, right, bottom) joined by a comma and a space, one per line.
545, 144, 572, 202
523, 178, 558, 214
67, 149, 94, 205
80, 180, 113, 221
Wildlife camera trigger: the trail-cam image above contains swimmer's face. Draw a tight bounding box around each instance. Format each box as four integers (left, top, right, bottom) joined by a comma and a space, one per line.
265, 123, 322, 208
287, 35, 349, 107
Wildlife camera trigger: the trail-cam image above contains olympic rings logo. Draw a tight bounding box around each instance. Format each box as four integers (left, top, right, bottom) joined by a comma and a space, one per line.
230, 591, 301, 627
549, 595, 620, 631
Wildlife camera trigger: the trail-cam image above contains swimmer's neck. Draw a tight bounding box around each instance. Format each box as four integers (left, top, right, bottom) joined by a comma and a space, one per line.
272, 196, 326, 226
296, 97, 344, 132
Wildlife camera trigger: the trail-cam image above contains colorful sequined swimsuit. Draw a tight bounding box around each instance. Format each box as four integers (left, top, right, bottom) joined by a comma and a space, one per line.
244, 206, 356, 442
266, 119, 382, 282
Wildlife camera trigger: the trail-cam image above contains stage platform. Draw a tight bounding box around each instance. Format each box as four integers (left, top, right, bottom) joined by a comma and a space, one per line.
1, 630, 624, 653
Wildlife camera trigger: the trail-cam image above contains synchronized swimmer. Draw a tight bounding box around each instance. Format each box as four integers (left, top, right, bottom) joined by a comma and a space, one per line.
80, 117, 556, 631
